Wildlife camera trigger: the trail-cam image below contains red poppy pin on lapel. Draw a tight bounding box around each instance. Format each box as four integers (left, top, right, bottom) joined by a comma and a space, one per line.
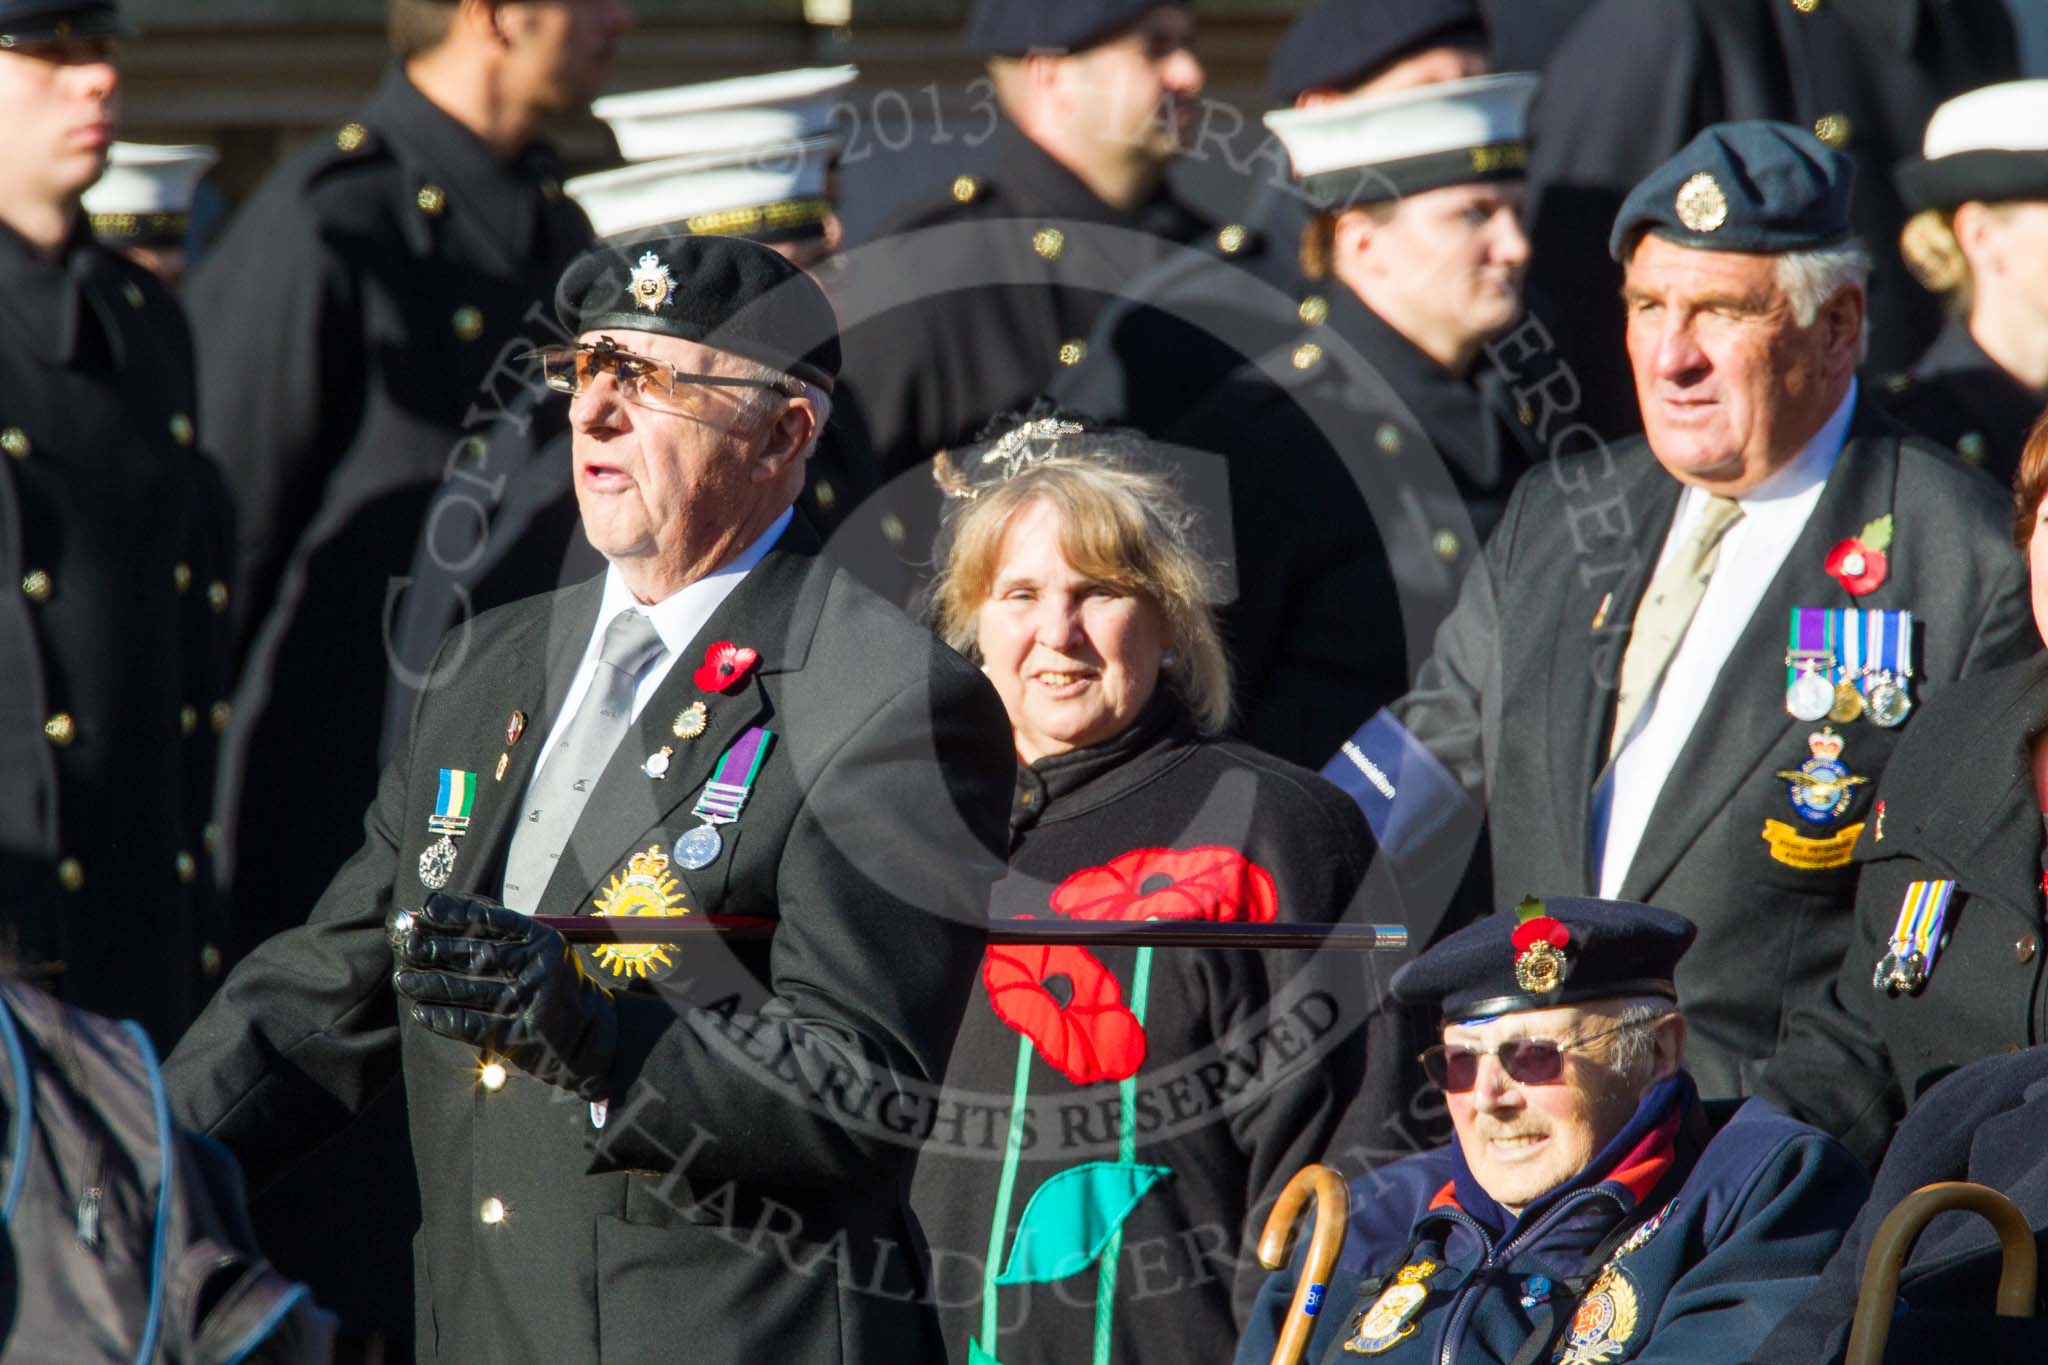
1824, 515, 1893, 596
694, 641, 759, 693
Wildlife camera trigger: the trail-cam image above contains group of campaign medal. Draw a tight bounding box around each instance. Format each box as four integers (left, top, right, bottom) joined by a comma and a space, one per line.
1338, 1200, 1677, 1361
1768, 518, 1955, 996
414, 639, 771, 979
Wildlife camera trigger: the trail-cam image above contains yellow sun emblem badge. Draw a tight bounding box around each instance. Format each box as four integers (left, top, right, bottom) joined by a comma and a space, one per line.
591, 844, 689, 978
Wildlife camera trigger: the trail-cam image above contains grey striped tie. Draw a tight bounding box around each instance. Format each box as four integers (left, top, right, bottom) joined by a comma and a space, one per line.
501, 609, 665, 913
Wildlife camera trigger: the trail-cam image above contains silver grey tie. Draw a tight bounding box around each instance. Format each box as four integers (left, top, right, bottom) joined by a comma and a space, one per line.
501, 609, 665, 913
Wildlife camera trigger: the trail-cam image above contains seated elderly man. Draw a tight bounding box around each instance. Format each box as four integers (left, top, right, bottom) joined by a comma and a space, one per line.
1238, 897, 1867, 1365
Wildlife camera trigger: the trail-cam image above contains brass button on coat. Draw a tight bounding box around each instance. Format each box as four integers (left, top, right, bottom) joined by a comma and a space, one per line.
2, 428, 28, 459
44, 713, 75, 746
480, 1197, 506, 1225
174, 851, 197, 884
2016, 933, 2038, 965
56, 858, 84, 892
21, 569, 51, 603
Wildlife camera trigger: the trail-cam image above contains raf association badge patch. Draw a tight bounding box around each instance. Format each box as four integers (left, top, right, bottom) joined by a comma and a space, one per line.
589, 844, 690, 979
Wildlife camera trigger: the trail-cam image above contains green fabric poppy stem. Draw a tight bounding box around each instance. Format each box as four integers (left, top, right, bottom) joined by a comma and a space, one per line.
1092, 944, 1155, 1365
983, 1032, 1035, 1353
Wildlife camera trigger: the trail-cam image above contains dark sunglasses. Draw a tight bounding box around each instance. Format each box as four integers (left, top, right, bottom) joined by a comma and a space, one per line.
1419, 1018, 1653, 1093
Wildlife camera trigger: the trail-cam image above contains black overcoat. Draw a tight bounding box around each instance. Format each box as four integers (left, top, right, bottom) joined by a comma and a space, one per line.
1753, 1046, 2048, 1363
1391, 401, 2035, 1098
1757, 651, 2048, 1166
165, 526, 1017, 1363
193, 67, 594, 948
837, 116, 1214, 485
1876, 316, 2047, 490
0, 219, 232, 1047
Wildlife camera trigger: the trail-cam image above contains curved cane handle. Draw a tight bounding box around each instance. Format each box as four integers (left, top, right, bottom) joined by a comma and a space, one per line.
1845, 1180, 2038, 1365
1258, 1164, 1350, 1365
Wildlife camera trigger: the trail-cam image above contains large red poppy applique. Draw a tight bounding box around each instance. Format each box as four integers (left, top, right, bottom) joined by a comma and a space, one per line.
983, 942, 1147, 1085
1049, 845, 1279, 924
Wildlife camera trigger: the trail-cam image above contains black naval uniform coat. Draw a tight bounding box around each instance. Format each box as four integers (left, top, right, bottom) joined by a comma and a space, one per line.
908, 696, 1399, 1365
1066, 282, 1539, 770
0, 219, 233, 1048
1756, 652, 2048, 1168
1390, 401, 2035, 1100
1754, 1046, 2048, 1363
192, 66, 594, 947
838, 116, 1214, 485
165, 523, 1016, 1364
1520, 0, 2018, 438
1877, 316, 2046, 489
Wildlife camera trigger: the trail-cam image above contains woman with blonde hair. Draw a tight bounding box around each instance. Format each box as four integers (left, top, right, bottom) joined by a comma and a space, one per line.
1885, 80, 2048, 483
910, 410, 1401, 1365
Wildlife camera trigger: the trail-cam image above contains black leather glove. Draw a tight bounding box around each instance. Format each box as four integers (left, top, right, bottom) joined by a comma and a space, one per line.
390, 892, 617, 1100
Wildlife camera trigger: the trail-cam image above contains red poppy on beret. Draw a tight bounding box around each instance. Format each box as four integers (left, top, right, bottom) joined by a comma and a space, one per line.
1511, 916, 1570, 954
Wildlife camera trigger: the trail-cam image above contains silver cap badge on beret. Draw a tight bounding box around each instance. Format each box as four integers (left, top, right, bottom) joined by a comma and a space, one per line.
1675, 172, 1728, 233
628, 251, 675, 313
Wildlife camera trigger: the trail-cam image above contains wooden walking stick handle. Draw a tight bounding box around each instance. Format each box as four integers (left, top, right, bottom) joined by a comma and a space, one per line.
1258, 1164, 1350, 1365
1845, 1180, 2038, 1365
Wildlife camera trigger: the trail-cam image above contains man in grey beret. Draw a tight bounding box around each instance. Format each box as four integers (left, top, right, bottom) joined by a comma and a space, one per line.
1329, 121, 2031, 1105
165, 234, 1015, 1362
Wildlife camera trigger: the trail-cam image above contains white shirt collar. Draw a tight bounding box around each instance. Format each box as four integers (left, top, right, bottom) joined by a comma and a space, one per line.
1733, 377, 1859, 509
593, 505, 793, 656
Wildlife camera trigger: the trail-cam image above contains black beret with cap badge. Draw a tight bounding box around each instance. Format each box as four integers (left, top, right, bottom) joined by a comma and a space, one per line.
554, 233, 841, 392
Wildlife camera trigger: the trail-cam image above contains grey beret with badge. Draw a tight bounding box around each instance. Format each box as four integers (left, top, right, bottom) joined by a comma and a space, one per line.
554, 233, 841, 391
1608, 119, 1856, 261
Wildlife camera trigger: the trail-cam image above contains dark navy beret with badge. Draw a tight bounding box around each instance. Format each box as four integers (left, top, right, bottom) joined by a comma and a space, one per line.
0, 0, 128, 42
1391, 896, 1696, 1020
1607, 119, 1856, 262
555, 233, 841, 391
1266, 0, 1485, 107
965, 0, 1185, 57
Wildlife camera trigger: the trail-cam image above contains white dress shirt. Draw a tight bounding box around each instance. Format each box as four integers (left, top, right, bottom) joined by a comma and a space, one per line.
1591, 382, 1858, 897
520, 507, 792, 810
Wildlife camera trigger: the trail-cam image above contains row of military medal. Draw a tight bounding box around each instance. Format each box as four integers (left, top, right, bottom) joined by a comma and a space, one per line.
1783, 607, 1913, 728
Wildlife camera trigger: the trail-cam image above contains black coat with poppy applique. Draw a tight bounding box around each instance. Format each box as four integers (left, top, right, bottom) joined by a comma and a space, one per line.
904, 698, 1410, 1365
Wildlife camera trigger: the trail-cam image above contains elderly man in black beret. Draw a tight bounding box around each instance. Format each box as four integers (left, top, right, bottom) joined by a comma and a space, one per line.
164, 234, 1017, 1362
1239, 897, 1867, 1365
1331, 120, 2032, 1102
